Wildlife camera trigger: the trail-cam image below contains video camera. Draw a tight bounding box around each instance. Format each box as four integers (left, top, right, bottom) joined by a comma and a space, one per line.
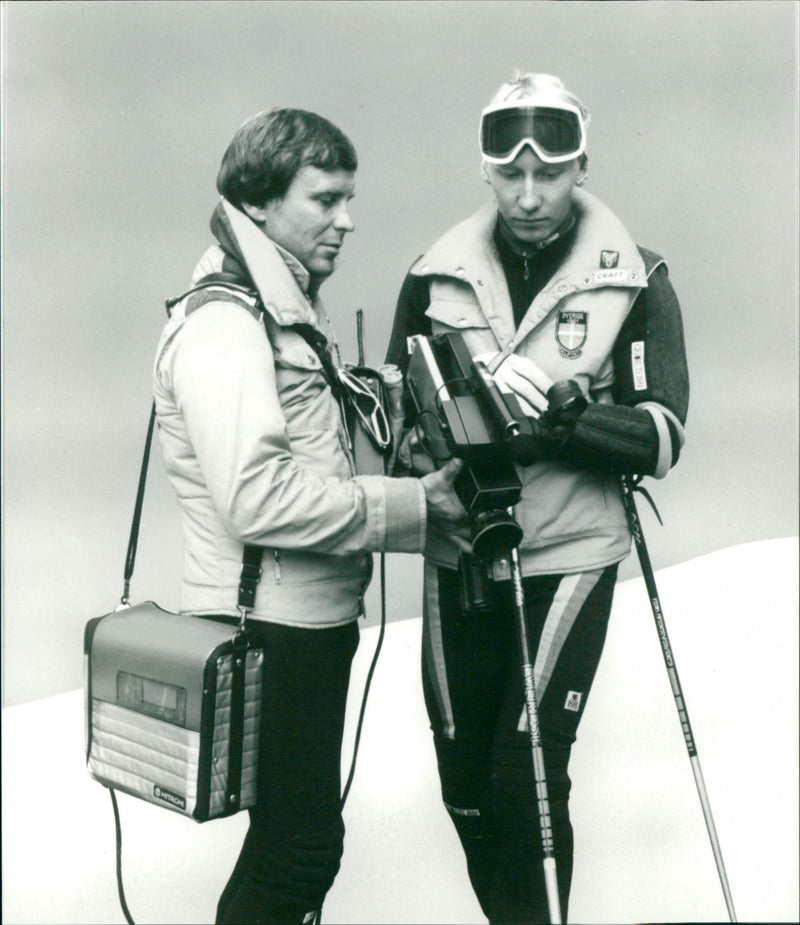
406, 332, 587, 559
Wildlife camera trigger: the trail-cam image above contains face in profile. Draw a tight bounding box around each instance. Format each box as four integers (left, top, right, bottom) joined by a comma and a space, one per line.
250, 165, 356, 279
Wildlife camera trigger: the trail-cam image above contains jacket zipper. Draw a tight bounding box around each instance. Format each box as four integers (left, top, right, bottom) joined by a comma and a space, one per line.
272, 549, 282, 584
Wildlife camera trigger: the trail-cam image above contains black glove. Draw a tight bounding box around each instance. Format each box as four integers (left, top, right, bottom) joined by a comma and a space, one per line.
534, 401, 663, 476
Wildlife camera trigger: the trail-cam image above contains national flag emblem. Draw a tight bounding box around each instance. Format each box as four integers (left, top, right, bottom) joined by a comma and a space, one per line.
600, 250, 619, 268
555, 309, 587, 358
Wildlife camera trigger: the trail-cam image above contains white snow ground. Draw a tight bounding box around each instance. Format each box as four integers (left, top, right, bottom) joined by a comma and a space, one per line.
3, 537, 798, 925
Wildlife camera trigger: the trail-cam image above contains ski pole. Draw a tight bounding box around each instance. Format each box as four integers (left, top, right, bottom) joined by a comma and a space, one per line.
619, 476, 737, 922
508, 537, 562, 924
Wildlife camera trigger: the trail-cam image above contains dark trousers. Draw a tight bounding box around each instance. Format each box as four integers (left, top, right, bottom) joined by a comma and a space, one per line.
216, 619, 359, 925
422, 561, 617, 924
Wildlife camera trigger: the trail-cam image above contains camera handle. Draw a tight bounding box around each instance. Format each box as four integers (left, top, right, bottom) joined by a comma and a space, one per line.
505, 529, 563, 925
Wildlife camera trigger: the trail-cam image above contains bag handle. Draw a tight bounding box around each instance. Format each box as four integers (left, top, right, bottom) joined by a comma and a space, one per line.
120, 401, 263, 625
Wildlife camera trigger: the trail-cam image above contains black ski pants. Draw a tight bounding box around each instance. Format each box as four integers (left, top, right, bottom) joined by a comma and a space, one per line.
216, 619, 359, 925
421, 561, 618, 924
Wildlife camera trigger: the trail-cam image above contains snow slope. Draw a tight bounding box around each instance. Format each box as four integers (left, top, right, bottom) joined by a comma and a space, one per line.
3, 538, 797, 924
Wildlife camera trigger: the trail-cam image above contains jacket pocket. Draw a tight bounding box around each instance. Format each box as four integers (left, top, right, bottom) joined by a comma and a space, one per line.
272, 336, 324, 374
271, 334, 332, 430
516, 466, 621, 547
261, 548, 370, 589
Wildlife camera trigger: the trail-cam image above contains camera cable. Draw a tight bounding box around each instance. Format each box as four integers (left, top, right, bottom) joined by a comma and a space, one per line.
311, 552, 389, 925
109, 788, 135, 925
341, 551, 388, 806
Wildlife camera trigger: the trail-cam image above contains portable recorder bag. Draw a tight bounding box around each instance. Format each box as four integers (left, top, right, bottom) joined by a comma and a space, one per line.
84, 403, 265, 822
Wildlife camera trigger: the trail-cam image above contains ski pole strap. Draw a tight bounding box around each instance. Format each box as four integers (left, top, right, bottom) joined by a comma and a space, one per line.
628, 474, 663, 525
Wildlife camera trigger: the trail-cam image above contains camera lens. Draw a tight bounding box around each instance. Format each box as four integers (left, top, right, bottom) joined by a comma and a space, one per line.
470, 509, 523, 559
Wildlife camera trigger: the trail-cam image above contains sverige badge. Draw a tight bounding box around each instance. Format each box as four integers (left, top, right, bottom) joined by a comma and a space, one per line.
556, 309, 587, 358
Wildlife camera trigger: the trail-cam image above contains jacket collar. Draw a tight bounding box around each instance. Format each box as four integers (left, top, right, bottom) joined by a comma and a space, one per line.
411, 189, 645, 290
209, 199, 320, 327
410, 202, 511, 335
411, 200, 499, 285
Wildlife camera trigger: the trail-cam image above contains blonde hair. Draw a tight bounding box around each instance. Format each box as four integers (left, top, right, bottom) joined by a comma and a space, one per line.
488, 72, 590, 125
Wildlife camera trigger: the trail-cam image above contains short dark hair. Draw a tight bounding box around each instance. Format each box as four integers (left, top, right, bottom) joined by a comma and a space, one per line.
216, 108, 358, 208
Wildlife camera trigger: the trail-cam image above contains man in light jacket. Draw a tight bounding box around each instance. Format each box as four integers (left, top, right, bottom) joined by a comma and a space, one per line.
154, 107, 461, 925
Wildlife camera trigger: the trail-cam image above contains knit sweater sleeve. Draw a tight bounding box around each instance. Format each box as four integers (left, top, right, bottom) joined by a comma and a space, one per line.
385, 269, 433, 375
611, 252, 690, 425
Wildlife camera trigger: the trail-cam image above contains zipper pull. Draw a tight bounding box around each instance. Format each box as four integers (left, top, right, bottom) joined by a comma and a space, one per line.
272, 549, 282, 584
523, 254, 530, 281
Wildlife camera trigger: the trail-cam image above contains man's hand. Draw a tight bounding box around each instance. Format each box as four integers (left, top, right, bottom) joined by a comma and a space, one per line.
397, 428, 438, 476
420, 458, 469, 533
474, 352, 554, 418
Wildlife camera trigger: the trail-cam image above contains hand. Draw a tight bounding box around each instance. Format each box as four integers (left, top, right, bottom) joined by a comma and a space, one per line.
420, 458, 468, 532
474, 352, 554, 418
397, 429, 438, 476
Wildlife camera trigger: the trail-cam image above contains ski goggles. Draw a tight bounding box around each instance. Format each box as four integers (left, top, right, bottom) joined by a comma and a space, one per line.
337, 366, 392, 451
479, 101, 587, 165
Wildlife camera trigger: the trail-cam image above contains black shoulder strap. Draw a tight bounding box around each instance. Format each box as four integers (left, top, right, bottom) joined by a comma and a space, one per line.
125, 279, 264, 614
288, 322, 345, 398
164, 273, 260, 313
121, 402, 158, 606
166, 276, 261, 326
168, 273, 344, 398
121, 401, 263, 617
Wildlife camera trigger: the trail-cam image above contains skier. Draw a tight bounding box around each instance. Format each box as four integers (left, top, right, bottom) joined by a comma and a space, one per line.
385, 71, 690, 923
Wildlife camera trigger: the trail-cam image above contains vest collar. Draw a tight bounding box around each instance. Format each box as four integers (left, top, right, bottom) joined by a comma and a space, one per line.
410, 190, 646, 353
211, 199, 320, 327
561, 189, 646, 287
412, 189, 645, 290
411, 201, 498, 284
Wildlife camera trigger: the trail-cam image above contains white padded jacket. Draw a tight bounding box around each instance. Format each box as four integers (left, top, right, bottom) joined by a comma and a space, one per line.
154, 200, 426, 627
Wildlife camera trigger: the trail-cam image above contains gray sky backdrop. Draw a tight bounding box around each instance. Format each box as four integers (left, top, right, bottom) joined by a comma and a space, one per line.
2, 0, 798, 707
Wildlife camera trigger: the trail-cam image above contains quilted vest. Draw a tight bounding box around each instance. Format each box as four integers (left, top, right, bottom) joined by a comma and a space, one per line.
411, 190, 646, 576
